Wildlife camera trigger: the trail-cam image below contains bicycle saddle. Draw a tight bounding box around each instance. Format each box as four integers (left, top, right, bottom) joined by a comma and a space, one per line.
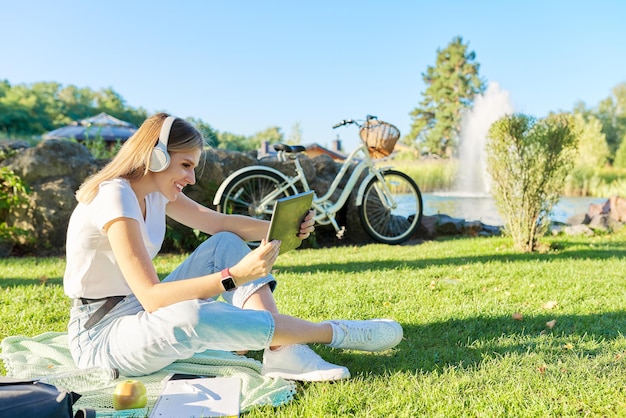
273, 143, 306, 153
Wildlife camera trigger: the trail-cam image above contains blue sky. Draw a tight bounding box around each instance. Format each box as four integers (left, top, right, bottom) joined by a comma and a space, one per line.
3, 1, 625, 150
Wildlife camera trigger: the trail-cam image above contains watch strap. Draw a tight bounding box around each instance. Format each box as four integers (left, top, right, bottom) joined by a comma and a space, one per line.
220, 268, 236, 291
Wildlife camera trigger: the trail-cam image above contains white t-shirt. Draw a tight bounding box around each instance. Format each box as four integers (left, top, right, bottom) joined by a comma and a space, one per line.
63, 178, 169, 299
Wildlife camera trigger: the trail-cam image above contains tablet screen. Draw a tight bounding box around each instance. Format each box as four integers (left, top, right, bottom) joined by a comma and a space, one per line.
266, 191, 314, 255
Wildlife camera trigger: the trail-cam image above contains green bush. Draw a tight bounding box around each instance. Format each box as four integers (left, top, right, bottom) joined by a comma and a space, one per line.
0, 167, 31, 245
69, 135, 122, 160
486, 113, 578, 252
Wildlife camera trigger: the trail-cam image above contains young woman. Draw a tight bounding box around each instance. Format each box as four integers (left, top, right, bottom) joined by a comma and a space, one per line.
63, 113, 402, 381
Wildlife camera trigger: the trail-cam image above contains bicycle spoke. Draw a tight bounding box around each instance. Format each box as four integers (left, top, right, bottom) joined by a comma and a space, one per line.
359, 170, 423, 244
219, 170, 292, 221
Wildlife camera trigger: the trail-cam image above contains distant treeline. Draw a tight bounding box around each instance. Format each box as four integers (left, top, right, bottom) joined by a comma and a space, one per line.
1, 79, 626, 166
0, 80, 288, 152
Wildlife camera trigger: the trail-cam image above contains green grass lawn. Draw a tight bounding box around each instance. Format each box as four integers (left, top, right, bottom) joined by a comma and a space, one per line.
2, 233, 626, 417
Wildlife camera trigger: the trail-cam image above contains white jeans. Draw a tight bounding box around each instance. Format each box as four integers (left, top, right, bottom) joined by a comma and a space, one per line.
68, 232, 276, 376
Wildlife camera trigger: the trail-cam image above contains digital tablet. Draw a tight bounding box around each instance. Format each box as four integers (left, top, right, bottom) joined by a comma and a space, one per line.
266, 191, 314, 255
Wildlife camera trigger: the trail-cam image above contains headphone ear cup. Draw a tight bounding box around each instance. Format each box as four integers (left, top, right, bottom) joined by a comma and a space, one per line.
149, 142, 170, 172
149, 116, 175, 172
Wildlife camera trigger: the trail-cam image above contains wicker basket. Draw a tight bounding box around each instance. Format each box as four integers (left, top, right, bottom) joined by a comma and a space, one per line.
359, 119, 400, 158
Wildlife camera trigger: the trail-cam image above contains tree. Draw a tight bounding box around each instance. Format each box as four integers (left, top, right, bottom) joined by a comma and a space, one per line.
252, 126, 283, 146
57, 85, 97, 124
595, 82, 626, 160
216, 132, 254, 151
187, 117, 218, 148
572, 113, 609, 169
287, 122, 302, 145
486, 113, 578, 252
0, 81, 148, 137
613, 132, 626, 168
406, 36, 486, 157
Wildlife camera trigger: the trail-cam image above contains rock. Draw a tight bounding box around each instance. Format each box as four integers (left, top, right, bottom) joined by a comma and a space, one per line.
6, 139, 96, 187
588, 200, 610, 218
2, 140, 99, 254
418, 215, 438, 239
0, 141, 512, 255
588, 214, 611, 232
191, 148, 256, 209
480, 224, 502, 237
0, 140, 30, 153
609, 195, 626, 222
463, 220, 484, 237
435, 214, 465, 235
565, 212, 590, 225
564, 224, 594, 236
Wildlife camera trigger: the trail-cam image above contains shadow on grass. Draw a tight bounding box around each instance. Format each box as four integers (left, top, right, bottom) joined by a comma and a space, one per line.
313, 311, 626, 377
280, 239, 626, 274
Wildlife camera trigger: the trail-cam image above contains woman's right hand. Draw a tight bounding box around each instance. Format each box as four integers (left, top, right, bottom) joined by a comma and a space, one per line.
229, 239, 281, 284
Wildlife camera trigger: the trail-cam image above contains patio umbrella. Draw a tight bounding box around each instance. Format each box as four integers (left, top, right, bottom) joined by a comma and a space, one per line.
43, 112, 138, 143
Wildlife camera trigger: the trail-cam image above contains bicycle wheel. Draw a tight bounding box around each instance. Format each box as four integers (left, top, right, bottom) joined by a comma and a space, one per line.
358, 169, 423, 244
217, 169, 294, 220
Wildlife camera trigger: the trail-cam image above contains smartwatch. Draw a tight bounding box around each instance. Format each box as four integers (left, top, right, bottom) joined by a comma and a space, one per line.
220, 268, 237, 291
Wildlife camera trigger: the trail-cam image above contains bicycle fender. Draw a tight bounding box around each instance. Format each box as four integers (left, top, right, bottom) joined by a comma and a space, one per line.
213, 165, 292, 206
355, 171, 378, 206
355, 168, 393, 206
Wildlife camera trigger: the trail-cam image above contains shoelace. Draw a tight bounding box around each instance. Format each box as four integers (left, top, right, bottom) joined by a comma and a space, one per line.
342, 323, 374, 344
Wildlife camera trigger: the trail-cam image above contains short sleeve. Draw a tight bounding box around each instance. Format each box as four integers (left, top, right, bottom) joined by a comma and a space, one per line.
91, 179, 143, 231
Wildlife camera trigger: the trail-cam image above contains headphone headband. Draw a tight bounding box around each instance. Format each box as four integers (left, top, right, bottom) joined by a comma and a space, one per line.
159, 116, 176, 147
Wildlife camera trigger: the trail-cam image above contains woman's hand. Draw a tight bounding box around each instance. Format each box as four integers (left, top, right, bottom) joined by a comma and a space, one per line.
229, 239, 281, 284
297, 210, 315, 239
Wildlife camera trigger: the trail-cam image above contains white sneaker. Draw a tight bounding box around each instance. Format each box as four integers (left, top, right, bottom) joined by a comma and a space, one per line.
327, 319, 403, 351
261, 344, 350, 382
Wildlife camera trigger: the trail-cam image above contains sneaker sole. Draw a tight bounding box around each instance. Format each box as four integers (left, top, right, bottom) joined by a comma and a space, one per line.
262, 367, 350, 382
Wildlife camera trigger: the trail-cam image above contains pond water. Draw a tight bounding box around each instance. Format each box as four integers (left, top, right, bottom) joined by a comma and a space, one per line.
422, 193, 606, 226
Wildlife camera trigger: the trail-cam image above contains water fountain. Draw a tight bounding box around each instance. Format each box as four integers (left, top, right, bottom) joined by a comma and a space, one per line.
424, 82, 603, 225
424, 82, 515, 225
455, 81, 515, 195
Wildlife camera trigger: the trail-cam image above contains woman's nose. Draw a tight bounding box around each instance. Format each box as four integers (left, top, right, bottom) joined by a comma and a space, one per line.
187, 170, 196, 185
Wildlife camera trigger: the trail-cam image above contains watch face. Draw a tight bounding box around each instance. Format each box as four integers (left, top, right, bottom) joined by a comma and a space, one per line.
222, 277, 236, 291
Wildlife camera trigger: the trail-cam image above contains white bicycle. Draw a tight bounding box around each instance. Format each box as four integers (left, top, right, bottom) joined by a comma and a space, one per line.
213, 115, 423, 244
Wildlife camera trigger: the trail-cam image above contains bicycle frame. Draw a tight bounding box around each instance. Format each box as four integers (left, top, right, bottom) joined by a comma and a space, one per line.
213, 139, 399, 236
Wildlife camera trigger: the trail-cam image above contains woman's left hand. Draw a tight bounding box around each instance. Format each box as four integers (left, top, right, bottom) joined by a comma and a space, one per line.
298, 210, 315, 239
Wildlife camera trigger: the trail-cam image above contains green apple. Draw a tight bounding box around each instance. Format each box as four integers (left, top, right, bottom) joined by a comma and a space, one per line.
112, 379, 148, 410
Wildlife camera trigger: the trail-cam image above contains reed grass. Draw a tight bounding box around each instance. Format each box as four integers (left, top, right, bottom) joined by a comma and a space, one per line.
388, 154, 626, 197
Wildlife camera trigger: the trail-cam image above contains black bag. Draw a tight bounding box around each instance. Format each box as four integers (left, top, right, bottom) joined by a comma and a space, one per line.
0, 376, 95, 418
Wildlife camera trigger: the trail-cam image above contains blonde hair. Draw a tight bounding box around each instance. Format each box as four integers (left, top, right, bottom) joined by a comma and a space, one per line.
76, 113, 205, 204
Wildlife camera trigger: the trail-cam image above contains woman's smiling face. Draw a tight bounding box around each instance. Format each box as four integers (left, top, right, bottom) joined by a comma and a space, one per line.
156, 148, 202, 201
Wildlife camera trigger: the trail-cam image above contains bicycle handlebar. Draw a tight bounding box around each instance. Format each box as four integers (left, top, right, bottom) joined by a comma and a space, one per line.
332, 115, 378, 129
332, 119, 354, 129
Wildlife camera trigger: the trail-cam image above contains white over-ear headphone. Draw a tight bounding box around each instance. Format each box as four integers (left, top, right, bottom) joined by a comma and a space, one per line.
149, 116, 176, 172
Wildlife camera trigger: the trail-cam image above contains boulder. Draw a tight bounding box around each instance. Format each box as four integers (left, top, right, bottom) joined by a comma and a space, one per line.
609, 195, 626, 222
564, 224, 594, 236
2, 140, 99, 254
588, 200, 610, 218
560, 195, 626, 237
418, 215, 438, 239
435, 214, 465, 235
6, 139, 96, 188
565, 212, 590, 226
0, 141, 504, 255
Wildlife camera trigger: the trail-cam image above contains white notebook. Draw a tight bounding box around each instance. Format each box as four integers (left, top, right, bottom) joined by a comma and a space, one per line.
150, 376, 241, 418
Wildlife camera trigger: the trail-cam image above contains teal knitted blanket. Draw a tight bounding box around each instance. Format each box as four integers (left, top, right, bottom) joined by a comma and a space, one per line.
1, 332, 295, 417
